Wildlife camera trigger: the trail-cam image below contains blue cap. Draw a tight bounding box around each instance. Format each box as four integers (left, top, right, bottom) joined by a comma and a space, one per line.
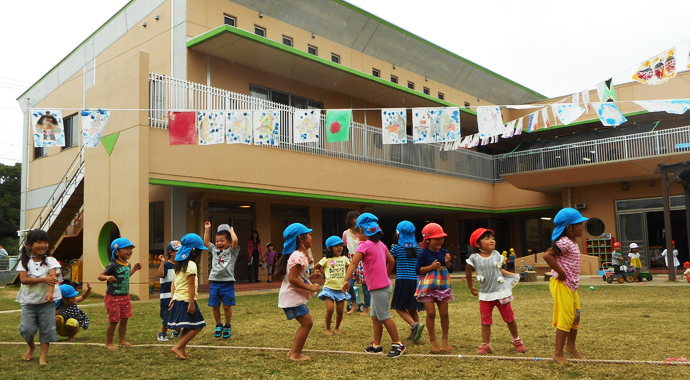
325, 236, 343, 248
396, 221, 417, 249
166, 240, 181, 254
552, 208, 589, 241
175, 233, 208, 261
356, 213, 382, 236
110, 237, 135, 261
283, 223, 312, 255
59, 284, 79, 298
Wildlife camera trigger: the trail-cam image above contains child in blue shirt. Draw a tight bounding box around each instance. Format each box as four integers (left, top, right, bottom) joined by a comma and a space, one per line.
203, 222, 239, 339
157, 241, 181, 341
390, 221, 424, 343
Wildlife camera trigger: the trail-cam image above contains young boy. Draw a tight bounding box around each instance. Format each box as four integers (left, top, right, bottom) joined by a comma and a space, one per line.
98, 237, 142, 349
55, 282, 91, 341
157, 241, 181, 341
203, 222, 239, 339
611, 242, 624, 276
264, 243, 277, 283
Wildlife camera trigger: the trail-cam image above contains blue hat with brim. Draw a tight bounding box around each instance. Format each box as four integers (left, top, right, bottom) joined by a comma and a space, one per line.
396, 221, 417, 249
166, 240, 181, 254
356, 213, 382, 237
552, 208, 589, 241
175, 233, 208, 261
283, 223, 312, 255
59, 284, 79, 298
110, 237, 135, 261
325, 236, 343, 248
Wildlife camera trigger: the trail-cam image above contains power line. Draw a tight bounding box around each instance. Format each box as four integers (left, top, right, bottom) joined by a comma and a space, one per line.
0, 76, 32, 84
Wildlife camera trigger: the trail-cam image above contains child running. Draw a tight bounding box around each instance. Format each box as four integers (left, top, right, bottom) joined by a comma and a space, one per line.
342, 213, 405, 357
157, 241, 180, 341
465, 228, 525, 355
55, 282, 91, 341
98, 237, 142, 349
390, 221, 424, 344
314, 236, 351, 335
203, 222, 240, 339
543, 207, 588, 364
415, 223, 454, 352
275, 223, 321, 361
16, 230, 61, 364
168, 233, 208, 359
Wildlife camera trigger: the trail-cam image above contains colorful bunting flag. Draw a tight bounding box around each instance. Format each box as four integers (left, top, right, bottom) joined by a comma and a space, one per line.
571, 93, 579, 106
554, 104, 586, 125
168, 111, 196, 145
32, 110, 65, 147
226, 111, 252, 144
593, 103, 626, 127
431, 108, 461, 142
581, 90, 591, 113
596, 79, 616, 103
528, 112, 538, 132
412, 108, 435, 143
634, 100, 690, 115
293, 110, 320, 143
502, 120, 516, 139
253, 110, 281, 146
381, 109, 407, 144
198, 111, 225, 145
541, 108, 552, 129
514, 118, 523, 136
81, 109, 109, 148
632, 47, 676, 85
477, 106, 504, 138
471, 134, 480, 148
326, 110, 352, 143
550, 104, 560, 126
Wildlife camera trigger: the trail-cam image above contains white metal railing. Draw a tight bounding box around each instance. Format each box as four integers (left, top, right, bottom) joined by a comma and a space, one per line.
149, 73, 496, 182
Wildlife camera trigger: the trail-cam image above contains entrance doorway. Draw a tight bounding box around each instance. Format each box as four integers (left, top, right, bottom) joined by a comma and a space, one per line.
208, 201, 255, 281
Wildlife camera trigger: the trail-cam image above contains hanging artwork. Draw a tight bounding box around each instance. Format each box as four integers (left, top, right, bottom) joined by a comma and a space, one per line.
253, 110, 281, 146
581, 90, 592, 113
293, 110, 320, 143
325, 110, 352, 143
596, 79, 616, 102
541, 108, 552, 129
632, 48, 676, 85
634, 100, 690, 115
528, 112, 538, 132
571, 92, 579, 106
477, 107, 504, 138
381, 109, 407, 144
471, 134, 480, 148
550, 104, 560, 126
412, 108, 435, 143
502, 120, 516, 139
226, 111, 253, 144
32, 110, 65, 147
514, 118, 523, 136
555, 104, 586, 125
197, 111, 225, 145
168, 111, 196, 145
432, 108, 461, 142
81, 109, 109, 148
593, 103, 627, 127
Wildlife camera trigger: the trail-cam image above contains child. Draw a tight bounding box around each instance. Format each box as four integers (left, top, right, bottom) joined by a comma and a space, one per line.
274, 223, 321, 361
15, 229, 61, 365
55, 282, 91, 341
543, 207, 588, 364
342, 213, 405, 358
343, 210, 371, 315
662, 240, 680, 269
168, 233, 208, 360
628, 243, 643, 282
264, 243, 277, 282
314, 236, 351, 335
390, 221, 424, 343
611, 242, 624, 276
465, 228, 525, 355
157, 240, 181, 341
98, 237, 142, 349
415, 223, 454, 352
203, 222, 239, 339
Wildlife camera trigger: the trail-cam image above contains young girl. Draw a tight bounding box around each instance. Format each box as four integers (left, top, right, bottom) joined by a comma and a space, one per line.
264, 243, 277, 283
628, 243, 643, 282
343, 210, 370, 315
314, 236, 351, 335
415, 223, 454, 352
465, 228, 525, 355
543, 208, 588, 364
16, 229, 61, 365
342, 213, 405, 357
168, 233, 208, 360
274, 223, 321, 361
390, 221, 424, 343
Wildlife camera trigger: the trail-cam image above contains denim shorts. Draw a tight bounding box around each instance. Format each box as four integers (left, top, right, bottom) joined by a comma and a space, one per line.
208, 281, 236, 307
283, 304, 309, 320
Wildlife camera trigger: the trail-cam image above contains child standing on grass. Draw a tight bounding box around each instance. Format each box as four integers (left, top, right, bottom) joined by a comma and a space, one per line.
203, 222, 240, 339
628, 243, 643, 282
157, 241, 181, 341
465, 228, 525, 355
390, 221, 424, 344
415, 223, 454, 352
168, 233, 208, 360
343, 210, 371, 315
55, 282, 91, 341
98, 237, 142, 349
16, 229, 61, 365
543, 208, 588, 364
274, 223, 321, 361
342, 213, 406, 358
314, 236, 351, 335
264, 243, 277, 283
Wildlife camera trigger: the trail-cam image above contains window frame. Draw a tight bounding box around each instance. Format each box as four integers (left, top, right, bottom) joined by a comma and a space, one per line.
407, 81, 415, 90
282, 35, 293, 47
254, 25, 266, 37
372, 68, 380, 78
62, 113, 79, 150
223, 14, 236, 27
330, 53, 340, 64
423, 87, 430, 95
307, 45, 318, 56
438, 92, 445, 100
390, 75, 398, 84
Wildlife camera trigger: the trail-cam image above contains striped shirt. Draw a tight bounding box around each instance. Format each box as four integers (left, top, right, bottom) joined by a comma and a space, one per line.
391, 244, 420, 281
159, 261, 174, 299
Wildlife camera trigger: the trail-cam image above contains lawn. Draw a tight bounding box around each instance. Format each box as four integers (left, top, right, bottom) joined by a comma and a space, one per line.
1, 283, 689, 379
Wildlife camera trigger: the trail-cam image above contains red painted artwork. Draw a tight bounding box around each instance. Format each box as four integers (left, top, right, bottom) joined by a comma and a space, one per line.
168, 111, 197, 145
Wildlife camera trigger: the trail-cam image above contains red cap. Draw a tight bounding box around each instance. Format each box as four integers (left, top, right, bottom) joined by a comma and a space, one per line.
613, 242, 621, 248
470, 228, 494, 249
672, 240, 675, 245
421, 223, 447, 241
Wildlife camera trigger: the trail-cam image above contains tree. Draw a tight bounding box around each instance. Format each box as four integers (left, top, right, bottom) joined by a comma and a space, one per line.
0, 163, 20, 255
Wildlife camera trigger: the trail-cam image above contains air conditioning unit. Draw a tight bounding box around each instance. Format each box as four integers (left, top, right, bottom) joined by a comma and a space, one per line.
575, 203, 586, 210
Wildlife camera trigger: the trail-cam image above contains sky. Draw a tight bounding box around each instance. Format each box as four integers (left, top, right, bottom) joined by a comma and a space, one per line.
1, 0, 690, 165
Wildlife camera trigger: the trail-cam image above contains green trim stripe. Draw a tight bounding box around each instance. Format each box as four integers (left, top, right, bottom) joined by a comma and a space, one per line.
149, 178, 560, 214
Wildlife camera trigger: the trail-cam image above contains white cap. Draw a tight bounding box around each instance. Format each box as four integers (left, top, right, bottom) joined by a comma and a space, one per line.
629, 242, 638, 249
217, 224, 231, 233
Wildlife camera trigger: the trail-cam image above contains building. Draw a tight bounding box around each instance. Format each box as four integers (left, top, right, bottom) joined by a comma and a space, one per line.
17, 0, 690, 298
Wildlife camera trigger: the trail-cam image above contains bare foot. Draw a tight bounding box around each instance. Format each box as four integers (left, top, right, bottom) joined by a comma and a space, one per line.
171, 346, 186, 360
360, 308, 369, 316
429, 339, 441, 352
287, 350, 293, 358
552, 353, 568, 364
105, 343, 119, 349
68, 337, 77, 342
325, 329, 333, 336
334, 328, 341, 334
22, 345, 35, 361
119, 341, 132, 347
346, 309, 355, 315
39, 359, 48, 365
565, 345, 584, 359
289, 353, 311, 361
442, 339, 452, 352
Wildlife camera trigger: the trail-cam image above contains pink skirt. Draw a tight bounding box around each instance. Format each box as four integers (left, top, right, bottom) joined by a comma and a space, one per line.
416, 288, 455, 303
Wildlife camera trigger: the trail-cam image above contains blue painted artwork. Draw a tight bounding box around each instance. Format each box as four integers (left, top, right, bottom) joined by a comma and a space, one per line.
197, 111, 225, 145
381, 109, 407, 144
293, 110, 320, 143
593, 103, 627, 127
81, 109, 110, 148
32, 110, 65, 147
253, 110, 281, 146
226, 111, 252, 144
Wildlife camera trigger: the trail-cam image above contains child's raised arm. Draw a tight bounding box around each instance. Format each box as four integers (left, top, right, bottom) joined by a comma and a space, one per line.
465, 263, 478, 296
341, 251, 363, 293
203, 221, 212, 248
229, 226, 239, 250
157, 255, 166, 279
76, 282, 92, 303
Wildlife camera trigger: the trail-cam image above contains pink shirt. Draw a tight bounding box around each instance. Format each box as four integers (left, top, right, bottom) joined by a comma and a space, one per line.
357, 240, 391, 291
278, 251, 314, 308
551, 236, 581, 291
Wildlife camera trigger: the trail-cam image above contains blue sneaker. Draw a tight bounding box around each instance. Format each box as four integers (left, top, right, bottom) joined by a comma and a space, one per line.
214, 324, 223, 338
157, 332, 168, 342
171, 330, 181, 339
222, 325, 231, 339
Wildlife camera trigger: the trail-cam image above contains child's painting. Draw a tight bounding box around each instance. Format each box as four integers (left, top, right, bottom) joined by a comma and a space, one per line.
593, 103, 627, 127
32, 110, 65, 147
431, 107, 461, 142
197, 111, 225, 145
412, 108, 435, 143
226, 111, 252, 144
381, 109, 407, 144
325, 110, 351, 143
477, 107, 504, 138
554, 104, 585, 125
253, 110, 281, 146
81, 109, 110, 148
293, 110, 320, 143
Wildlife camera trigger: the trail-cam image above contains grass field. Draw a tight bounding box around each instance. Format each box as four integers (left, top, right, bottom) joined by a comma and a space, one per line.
1, 282, 689, 379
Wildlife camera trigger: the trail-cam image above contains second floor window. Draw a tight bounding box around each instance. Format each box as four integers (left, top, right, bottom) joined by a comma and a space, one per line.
63, 114, 79, 149
308, 45, 317, 55
254, 26, 266, 37
331, 54, 340, 64
438, 92, 445, 100
407, 81, 414, 90
224, 15, 236, 27
282, 36, 293, 47
372, 68, 380, 78
423, 87, 430, 95
390, 75, 398, 84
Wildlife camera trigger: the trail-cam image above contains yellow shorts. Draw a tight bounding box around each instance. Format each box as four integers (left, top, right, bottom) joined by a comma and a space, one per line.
56, 315, 80, 337
549, 278, 580, 332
